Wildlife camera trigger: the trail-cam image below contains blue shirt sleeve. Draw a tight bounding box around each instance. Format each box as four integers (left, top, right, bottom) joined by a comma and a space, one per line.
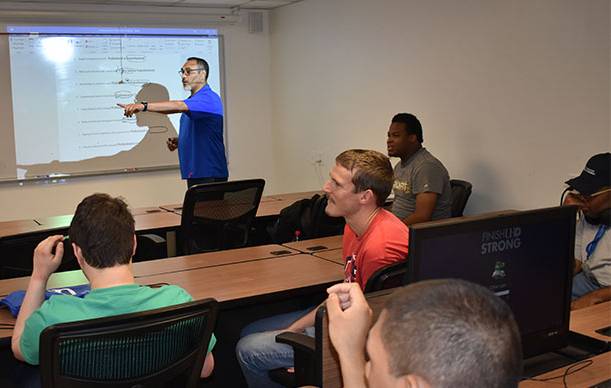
184, 86, 223, 119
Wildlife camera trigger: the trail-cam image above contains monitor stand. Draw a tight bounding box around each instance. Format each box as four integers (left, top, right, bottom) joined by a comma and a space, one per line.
522, 331, 609, 378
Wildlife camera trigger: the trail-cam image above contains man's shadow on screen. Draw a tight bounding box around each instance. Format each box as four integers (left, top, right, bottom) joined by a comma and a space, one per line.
18, 83, 179, 177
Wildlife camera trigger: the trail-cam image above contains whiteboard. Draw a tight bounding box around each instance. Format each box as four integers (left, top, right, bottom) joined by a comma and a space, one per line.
0, 26, 225, 182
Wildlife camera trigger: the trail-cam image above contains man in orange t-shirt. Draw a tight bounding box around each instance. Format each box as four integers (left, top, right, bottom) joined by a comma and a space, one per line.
237, 149, 408, 387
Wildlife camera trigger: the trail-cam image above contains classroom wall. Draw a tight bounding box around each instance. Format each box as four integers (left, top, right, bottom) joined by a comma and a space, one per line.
0, 5, 276, 221
1, 0, 609, 221
269, 0, 611, 214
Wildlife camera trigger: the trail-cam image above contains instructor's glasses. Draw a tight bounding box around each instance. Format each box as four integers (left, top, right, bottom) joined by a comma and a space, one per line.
178, 68, 204, 76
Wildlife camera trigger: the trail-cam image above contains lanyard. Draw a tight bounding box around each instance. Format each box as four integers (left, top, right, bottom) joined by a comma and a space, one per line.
586, 225, 609, 260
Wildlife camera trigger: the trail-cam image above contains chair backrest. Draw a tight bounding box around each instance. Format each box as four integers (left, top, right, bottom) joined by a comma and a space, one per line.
364, 260, 408, 293
180, 179, 265, 254
39, 298, 218, 388
449, 179, 473, 217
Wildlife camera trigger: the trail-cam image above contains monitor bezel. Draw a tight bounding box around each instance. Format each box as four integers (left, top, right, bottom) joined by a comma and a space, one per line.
406, 206, 577, 358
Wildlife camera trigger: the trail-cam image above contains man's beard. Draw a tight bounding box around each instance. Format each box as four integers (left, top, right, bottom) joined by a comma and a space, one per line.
585, 208, 611, 226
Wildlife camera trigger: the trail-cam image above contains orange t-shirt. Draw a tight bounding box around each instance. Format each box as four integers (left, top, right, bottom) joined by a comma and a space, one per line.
342, 209, 409, 289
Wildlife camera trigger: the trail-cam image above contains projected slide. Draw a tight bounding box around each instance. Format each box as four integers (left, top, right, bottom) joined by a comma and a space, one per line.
3, 26, 222, 179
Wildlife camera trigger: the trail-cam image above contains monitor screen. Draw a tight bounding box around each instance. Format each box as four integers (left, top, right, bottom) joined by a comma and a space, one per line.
407, 206, 577, 358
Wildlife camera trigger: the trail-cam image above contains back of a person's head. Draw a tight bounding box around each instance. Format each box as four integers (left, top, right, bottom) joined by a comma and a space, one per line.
382, 279, 522, 388
69, 193, 135, 269
335, 149, 393, 207
392, 113, 423, 143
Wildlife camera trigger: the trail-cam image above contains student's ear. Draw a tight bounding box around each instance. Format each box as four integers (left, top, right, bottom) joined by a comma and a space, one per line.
132, 234, 137, 258
360, 189, 375, 205
73, 243, 84, 267
401, 373, 431, 388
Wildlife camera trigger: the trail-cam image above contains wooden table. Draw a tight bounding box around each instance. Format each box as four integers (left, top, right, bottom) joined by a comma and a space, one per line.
136, 254, 343, 307
312, 249, 344, 265
0, 253, 344, 339
0, 244, 301, 296
34, 211, 182, 234
132, 244, 299, 277
1, 191, 322, 242
570, 301, 611, 342
0, 219, 43, 239
520, 352, 611, 387
282, 235, 343, 253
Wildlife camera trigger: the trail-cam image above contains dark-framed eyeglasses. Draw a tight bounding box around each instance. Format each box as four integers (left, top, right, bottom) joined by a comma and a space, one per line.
178, 68, 204, 76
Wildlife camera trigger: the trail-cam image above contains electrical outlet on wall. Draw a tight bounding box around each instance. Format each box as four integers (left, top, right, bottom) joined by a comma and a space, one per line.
311, 152, 324, 166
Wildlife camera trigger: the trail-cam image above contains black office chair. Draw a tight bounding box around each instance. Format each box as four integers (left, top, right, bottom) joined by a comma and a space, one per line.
363, 260, 408, 293
39, 298, 218, 388
449, 179, 473, 217
179, 179, 265, 254
134, 234, 168, 262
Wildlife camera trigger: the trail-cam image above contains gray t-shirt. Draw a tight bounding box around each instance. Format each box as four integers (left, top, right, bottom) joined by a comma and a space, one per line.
391, 147, 452, 221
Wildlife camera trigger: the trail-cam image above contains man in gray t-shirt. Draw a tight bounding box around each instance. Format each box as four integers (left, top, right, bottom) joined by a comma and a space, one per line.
387, 113, 452, 224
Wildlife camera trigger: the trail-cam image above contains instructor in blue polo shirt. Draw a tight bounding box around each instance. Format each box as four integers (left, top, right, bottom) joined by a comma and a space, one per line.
119, 57, 228, 187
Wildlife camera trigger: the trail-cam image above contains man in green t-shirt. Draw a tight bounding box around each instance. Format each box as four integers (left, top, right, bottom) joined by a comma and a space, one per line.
11, 193, 215, 378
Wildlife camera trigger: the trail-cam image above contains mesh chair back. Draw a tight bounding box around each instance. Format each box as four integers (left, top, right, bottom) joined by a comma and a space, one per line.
449, 179, 473, 217
180, 179, 265, 254
40, 298, 218, 388
364, 261, 408, 293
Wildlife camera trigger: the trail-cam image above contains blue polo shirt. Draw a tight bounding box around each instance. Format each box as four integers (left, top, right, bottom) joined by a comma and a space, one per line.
179, 84, 228, 179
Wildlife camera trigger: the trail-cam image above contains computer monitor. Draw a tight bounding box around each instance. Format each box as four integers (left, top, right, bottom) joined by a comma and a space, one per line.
406, 206, 577, 358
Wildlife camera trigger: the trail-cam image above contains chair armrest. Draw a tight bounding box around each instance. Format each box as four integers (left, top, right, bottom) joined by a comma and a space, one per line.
139, 234, 166, 244
273, 331, 317, 386
275, 331, 315, 354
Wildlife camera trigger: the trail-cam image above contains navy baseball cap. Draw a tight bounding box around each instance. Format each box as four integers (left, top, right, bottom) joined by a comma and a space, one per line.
565, 152, 611, 195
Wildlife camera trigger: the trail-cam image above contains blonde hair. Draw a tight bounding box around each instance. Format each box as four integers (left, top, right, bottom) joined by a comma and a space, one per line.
335, 149, 393, 207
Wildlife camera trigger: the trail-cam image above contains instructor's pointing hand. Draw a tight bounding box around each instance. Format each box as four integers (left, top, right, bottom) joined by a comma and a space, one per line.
117, 103, 144, 117
167, 137, 178, 152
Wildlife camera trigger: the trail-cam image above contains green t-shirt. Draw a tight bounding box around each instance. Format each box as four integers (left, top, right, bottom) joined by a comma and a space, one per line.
20, 284, 216, 365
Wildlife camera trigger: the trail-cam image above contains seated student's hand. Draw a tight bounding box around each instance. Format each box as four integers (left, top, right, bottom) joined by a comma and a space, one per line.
32, 235, 64, 282
326, 283, 372, 355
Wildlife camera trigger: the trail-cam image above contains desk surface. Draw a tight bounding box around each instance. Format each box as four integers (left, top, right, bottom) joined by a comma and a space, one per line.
1, 191, 321, 240
312, 249, 344, 265
0, 253, 344, 339
282, 235, 343, 253
0, 244, 302, 295
0, 219, 43, 239
133, 244, 299, 277
136, 254, 343, 304
520, 351, 611, 387
570, 301, 611, 342
33, 211, 182, 234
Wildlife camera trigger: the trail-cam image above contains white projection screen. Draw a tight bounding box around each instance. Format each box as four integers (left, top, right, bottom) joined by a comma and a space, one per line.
0, 26, 224, 182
